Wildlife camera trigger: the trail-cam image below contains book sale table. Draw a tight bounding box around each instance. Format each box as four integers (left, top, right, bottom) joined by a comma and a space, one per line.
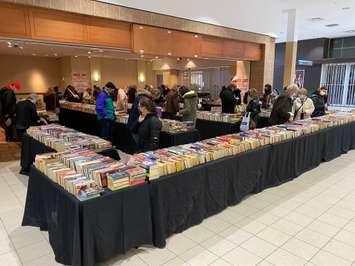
59, 107, 201, 154
21, 120, 355, 266
195, 118, 241, 140
20, 133, 120, 174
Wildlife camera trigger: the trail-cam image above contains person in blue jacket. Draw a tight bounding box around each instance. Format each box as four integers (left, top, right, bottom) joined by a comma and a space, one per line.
96, 82, 116, 140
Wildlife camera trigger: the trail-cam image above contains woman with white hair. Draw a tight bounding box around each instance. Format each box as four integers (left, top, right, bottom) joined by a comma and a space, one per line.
292, 88, 315, 120
15, 94, 47, 142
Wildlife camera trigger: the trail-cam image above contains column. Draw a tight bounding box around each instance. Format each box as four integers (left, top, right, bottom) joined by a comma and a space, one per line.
283, 9, 297, 87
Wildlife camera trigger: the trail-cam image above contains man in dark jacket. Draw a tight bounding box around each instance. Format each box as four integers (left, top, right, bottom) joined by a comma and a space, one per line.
15, 94, 47, 142
127, 87, 152, 131
0, 81, 21, 141
311, 87, 327, 117
220, 84, 238, 114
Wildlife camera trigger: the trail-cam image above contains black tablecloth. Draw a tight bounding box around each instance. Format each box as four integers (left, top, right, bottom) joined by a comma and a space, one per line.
149, 122, 355, 247
159, 129, 200, 148
59, 108, 99, 136
22, 166, 153, 266
20, 133, 120, 174
196, 119, 240, 140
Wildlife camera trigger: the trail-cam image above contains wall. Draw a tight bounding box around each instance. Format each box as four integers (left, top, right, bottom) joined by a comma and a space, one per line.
0, 54, 60, 93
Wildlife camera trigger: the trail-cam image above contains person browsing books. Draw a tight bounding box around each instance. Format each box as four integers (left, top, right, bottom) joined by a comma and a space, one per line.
132, 97, 162, 152
95, 83, 116, 140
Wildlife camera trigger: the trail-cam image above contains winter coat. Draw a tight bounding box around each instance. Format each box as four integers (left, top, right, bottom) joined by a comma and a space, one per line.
270, 95, 292, 125
165, 90, 179, 114
180, 90, 198, 125
127, 89, 151, 130
292, 97, 315, 120
15, 100, 40, 130
246, 99, 261, 122
132, 113, 162, 152
0, 87, 16, 119
220, 87, 238, 113
311, 93, 326, 117
95, 90, 115, 121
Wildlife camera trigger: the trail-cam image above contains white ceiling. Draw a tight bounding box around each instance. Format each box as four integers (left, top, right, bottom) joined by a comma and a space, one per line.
98, 0, 355, 42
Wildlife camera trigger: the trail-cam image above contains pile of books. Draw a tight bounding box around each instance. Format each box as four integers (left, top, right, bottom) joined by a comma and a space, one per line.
196, 111, 242, 123
60, 101, 96, 114
34, 148, 148, 200
27, 124, 112, 152
161, 120, 194, 133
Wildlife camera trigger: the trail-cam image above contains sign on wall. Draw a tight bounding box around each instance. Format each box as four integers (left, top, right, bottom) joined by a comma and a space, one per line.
294, 70, 305, 88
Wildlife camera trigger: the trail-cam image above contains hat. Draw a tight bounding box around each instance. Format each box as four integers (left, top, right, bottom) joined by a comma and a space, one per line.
11, 81, 22, 90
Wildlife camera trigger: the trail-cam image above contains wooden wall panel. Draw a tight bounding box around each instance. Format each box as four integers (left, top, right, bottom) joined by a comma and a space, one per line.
0, 4, 30, 38
222, 39, 244, 59
172, 31, 201, 58
244, 43, 263, 61
200, 36, 222, 58
132, 24, 173, 56
87, 17, 131, 48
30, 9, 88, 43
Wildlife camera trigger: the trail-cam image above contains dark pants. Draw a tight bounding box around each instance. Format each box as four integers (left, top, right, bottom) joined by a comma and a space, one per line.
98, 119, 114, 141
16, 128, 26, 143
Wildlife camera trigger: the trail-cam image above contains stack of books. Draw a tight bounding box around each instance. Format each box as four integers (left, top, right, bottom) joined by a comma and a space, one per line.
27, 124, 112, 152
161, 120, 194, 133
196, 111, 242, 123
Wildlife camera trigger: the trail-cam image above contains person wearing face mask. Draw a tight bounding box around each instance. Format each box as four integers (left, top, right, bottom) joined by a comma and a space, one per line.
292, 88, 315, 120
95, 82, 116, 140
132, 97, 162, 152
270, 84, 299, 125
311, 87, 327, 117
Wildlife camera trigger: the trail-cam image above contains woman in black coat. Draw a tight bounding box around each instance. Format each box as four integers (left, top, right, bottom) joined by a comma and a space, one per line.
311, 87, 327, 117
132, 97, 162, 152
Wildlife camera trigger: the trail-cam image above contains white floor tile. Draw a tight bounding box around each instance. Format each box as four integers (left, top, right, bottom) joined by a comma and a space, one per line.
219, 226, 253, 246
270, 219, 303, 236
295, 228, 330, 248
166, 234, 197, 255
239, 219, 267, 235
16, 240, 52, 264
138, 247, 176, 265
179, 245, 218, 266
200, 235, 236, 257
334, 230, 355, 248
209, 258, 232, 266
257, 227, 292, 247
240, 236, 277, 258
310, 250, 351, 266
343, 221, 355, 234
317, 213, 349, 228
182, 224, 215, 243
282, 238, 319, 260
223, 247, 263, 266
306, 220, 340, 238
0, 251, 21, 266
202, 216, 232, 234
266, 248, 307, 266
323, 239, 355, 262
163, 257, 185, 266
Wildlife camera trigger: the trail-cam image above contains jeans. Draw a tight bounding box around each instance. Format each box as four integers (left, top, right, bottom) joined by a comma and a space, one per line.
98, 119, 114, 141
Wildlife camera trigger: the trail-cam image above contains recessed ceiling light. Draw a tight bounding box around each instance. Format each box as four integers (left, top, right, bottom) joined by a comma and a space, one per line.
194, 34, 199, 38
194, 55, 198, 58
74, 55, 78, 58
139, 26, 144, 30
342, 7, 351, 10
177, 57, 181, 61
88, 51, 91, 54
19, 46, 23, 50
310, 17, 324, 21
32, 53, 36, 56
139, 49, 144, 54
167, 30, 172, 34
345, 29, 355, 33
155, 56, 159, 59
168, 52, 172, 56
325, 23, 339, 27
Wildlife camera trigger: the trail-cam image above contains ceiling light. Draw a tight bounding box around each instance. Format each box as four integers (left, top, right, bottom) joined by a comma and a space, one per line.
167, 30, 172, 34
74, 55, 78, 58
88, 51, 91, 54
342, 7, 351, 10
194, 55, 198, 58
139, 26, 144, 30
168, 52, 172, 56
88, 56, 91, 59
32, 53, 36, 56
19, 46, 23, 50
194, 34, 199, 38
155, 56, 159, 59
325, 24, 339, 27
139, 49, 144, 54
53, 53, 58, 56
310, 17, 324, 21
177, 57, 181, 61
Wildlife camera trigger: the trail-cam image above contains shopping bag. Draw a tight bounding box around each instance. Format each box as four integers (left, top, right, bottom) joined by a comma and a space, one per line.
240, 112, 251, 132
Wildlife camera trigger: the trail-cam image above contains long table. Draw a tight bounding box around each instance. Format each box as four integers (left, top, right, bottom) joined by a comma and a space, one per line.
196, 118, 241, 140
20, 133, 120, 174
21, 121, 355, 265
59, 108, 201, 154
22, 167, 153, 266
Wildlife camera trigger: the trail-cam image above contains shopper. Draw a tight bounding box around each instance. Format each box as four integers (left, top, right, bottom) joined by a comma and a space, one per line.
92, 85, 101, 100
116, 86, 128, 112
270, 84, 299, 125
311, 87, 327, 117
63, 85, 81, 102
165, 86, 179, 115
82, 87, 93, 103
246, 88, 261, 129
233, 88, 242, 106
95, 83, 116, 140
261, 84, 274, 109
127, 85, 137, 104
15, 94, 47, 142
127, 86, 152, 130
0, 81, 21, 141
179, 86, 198, 126
132, 97, 162, 152
220, 84, 238, 113
292, 88, 315, 120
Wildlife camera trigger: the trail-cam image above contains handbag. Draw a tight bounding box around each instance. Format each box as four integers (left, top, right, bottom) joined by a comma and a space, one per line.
240, 112, 251, 132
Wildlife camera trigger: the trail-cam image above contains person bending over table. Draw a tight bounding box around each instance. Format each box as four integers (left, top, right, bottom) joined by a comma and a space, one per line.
178, 86, 198, 127
132, 97, 162, 152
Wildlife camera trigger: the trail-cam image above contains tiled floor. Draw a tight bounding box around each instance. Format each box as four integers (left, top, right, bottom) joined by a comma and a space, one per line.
1, 151, 355, 265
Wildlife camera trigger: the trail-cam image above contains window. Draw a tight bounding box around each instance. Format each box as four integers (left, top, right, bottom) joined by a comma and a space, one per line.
321, 63, 355, 107
190, 71, 204, 90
